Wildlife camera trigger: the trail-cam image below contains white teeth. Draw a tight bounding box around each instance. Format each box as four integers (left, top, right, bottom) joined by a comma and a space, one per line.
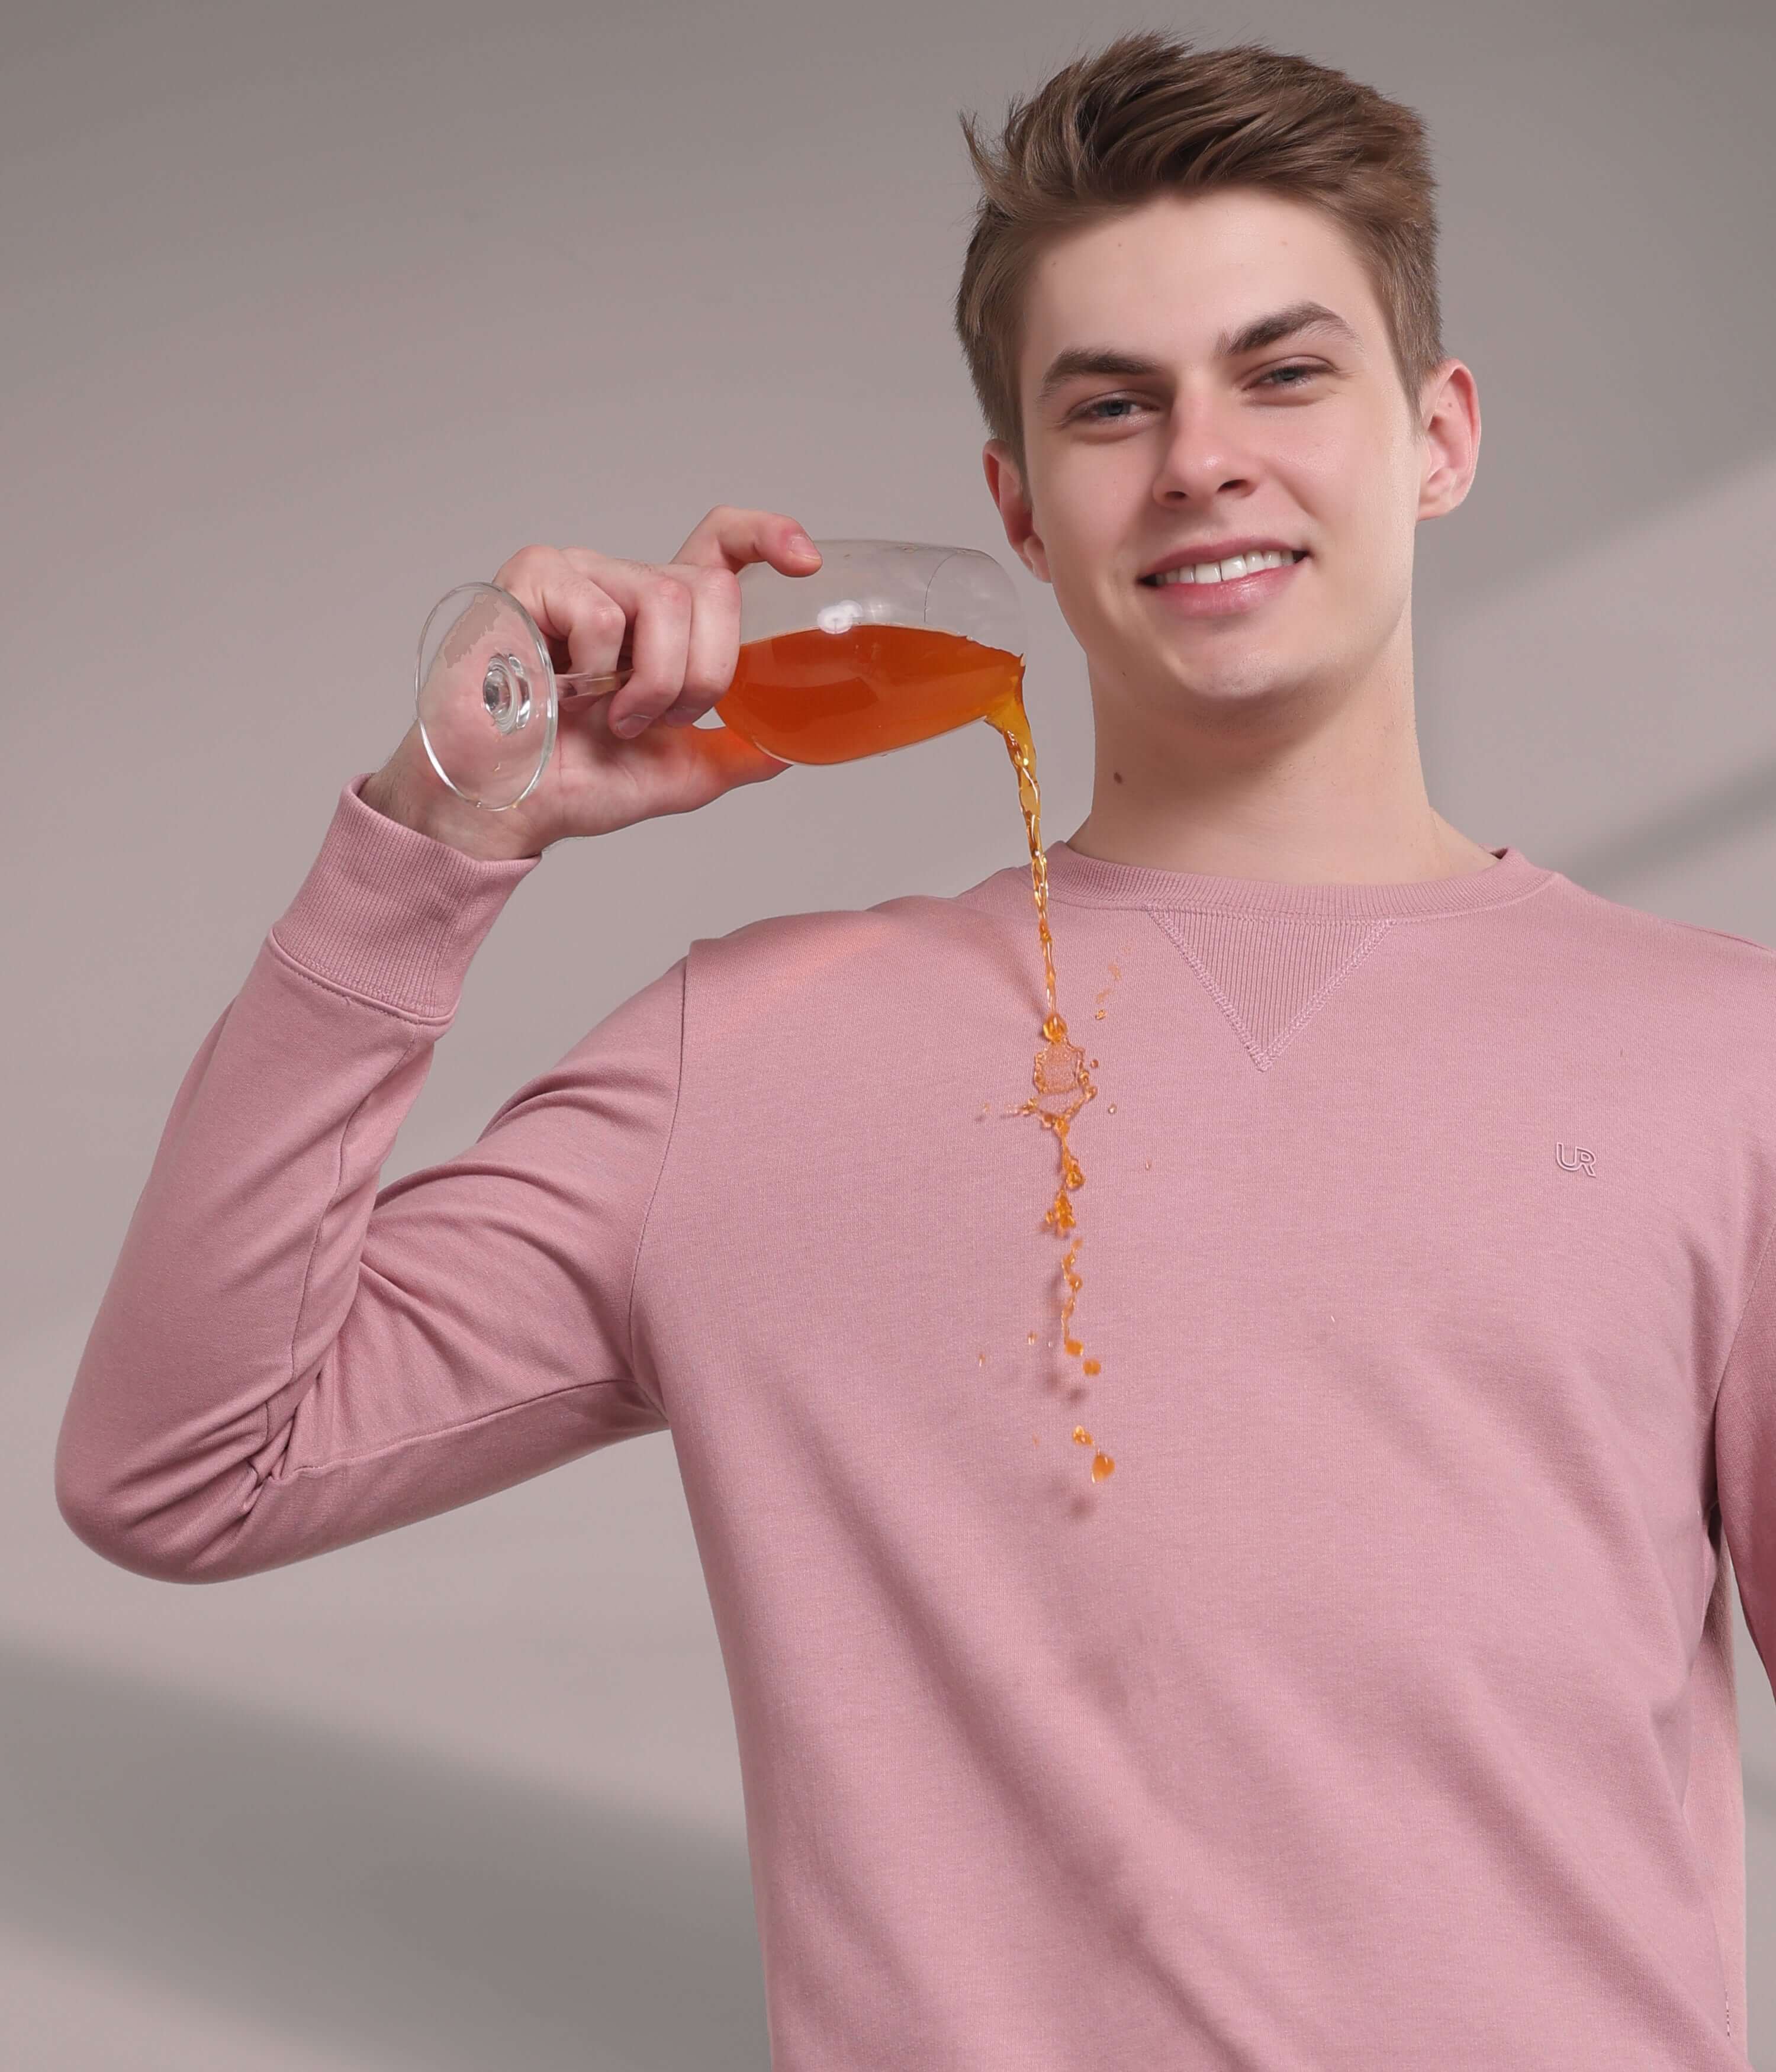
1147, 550, 1299, 586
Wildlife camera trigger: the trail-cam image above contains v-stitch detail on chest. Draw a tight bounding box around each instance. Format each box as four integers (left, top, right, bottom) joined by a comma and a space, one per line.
1145, 907, 1398, 1071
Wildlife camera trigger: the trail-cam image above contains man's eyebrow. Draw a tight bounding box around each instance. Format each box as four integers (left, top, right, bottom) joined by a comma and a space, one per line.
1034, 301, 1363, 408
1221, 300, 1362, 359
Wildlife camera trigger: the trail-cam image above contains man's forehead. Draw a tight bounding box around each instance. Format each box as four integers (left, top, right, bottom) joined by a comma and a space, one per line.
1034, 185, 1354, 276
1019, 200, 1381, 394
1029, 190, 1368, 305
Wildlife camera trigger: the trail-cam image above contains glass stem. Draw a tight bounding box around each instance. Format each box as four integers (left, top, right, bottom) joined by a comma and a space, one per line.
554, 665, 632, 702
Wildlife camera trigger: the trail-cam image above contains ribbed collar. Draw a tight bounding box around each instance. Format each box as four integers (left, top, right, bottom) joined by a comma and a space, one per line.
1041, 838, 1553, 921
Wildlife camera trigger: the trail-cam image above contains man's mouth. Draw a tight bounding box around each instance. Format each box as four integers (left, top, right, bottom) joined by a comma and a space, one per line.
1139, 548, 1309, 587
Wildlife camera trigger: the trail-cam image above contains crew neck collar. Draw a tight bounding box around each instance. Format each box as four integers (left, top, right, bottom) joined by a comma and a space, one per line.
1040, 838, 1553, 921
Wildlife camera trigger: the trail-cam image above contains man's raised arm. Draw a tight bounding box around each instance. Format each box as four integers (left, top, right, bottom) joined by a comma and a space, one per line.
54, 774, 686, 1581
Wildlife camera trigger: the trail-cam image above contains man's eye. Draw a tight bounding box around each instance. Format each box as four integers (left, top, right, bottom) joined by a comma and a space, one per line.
1076, 365, 1325, 423
1075, 397, 1146, 424
1257, 363, 1323, 388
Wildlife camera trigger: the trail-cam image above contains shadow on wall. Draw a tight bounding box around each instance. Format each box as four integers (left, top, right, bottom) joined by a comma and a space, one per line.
1420, 451, 1776, 916
1559, 755, 1776, 898
0, 1637, 770, 2072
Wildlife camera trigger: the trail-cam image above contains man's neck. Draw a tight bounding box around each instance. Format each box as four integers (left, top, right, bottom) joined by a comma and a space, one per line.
1064, 807, 1500, 885
1067, 652, 1497, 886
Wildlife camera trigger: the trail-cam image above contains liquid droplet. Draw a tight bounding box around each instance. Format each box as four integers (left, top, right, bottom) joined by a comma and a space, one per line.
1073, 1426, 1093, 1446
1091, 1451, 1115, 1482
1082, 1358, 1101, 1376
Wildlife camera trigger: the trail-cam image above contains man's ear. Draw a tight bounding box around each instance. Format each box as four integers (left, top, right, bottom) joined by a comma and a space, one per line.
1416, 359, 1481, 523
983, 439, 1052, 584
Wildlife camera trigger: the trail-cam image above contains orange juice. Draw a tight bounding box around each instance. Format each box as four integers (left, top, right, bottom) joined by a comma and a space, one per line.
719, 622, 1113, 1484
718, 621, 1022, 763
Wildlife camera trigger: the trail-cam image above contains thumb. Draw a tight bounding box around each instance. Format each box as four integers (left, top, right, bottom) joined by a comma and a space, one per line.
685, 724, 794, 791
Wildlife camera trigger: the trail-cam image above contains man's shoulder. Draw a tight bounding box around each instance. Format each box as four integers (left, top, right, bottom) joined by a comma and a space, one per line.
1543, 868, 1776, 980
1534, 870, 1776, 1072
680, 861, 1034, 1008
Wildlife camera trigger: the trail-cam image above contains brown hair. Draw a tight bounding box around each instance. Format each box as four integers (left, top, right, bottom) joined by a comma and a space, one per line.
953, 30, 1446, 481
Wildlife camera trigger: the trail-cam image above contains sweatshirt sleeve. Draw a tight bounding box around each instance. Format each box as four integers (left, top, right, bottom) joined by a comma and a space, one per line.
54, 773, 682, 1584
1714, 1219, 1776, 1694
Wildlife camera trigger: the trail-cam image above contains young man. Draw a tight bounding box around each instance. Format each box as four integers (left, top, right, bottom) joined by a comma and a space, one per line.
57, 31, 1772, 2069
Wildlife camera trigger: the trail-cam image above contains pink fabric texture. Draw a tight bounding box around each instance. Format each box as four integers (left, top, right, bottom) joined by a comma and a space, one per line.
57, 770, 1776, 2068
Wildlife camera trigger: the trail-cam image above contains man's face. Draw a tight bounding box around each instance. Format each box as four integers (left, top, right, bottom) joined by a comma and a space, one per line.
986, 186, 1466, 734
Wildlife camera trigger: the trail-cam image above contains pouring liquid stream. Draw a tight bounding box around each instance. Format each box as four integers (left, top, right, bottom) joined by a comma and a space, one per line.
710, 622, 1116, 1484
985, 683, 1115, 1487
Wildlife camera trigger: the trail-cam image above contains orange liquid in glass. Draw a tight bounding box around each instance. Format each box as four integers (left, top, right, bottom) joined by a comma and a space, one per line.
720, 620, 1019, 763
720, 624, 1114, 1485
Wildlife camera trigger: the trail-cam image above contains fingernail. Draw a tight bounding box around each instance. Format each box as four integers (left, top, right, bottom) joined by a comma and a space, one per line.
611, 713, 648, 738
790, 533, 819, 556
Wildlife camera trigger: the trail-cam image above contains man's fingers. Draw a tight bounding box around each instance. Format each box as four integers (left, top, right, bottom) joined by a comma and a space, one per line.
671, 504, 822, 577
646, 510, 822, 728
603, 571, 693, 737
659, 564, 742, 726
500, 518, 821, 749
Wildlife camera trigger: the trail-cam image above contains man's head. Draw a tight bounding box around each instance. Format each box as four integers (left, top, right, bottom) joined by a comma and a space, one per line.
953, 33, 1478, 738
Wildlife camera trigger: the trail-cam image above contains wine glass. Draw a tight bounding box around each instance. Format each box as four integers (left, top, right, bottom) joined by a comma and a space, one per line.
415, 539, 1026, 811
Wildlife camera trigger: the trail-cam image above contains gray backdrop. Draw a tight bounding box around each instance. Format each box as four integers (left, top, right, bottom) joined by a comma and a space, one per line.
5, 1, 1774, 2065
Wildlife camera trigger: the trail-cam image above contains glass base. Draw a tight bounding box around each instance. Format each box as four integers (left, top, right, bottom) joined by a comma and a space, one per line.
416, 583, 558, 811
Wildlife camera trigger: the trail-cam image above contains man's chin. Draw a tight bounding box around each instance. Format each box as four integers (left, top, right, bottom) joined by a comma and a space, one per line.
1095, 678, 1315, 757
1143, 651, 1307, 716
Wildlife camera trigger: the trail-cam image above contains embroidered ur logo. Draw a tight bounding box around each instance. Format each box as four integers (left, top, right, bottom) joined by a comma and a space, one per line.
1556, 1143, 1597, 1176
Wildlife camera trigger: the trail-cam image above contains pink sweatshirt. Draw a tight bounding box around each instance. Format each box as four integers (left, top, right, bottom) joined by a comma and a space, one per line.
57, 770, 1776, 2068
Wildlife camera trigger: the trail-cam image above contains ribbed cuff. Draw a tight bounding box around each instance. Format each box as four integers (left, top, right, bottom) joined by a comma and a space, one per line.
269, 773, 543, 1021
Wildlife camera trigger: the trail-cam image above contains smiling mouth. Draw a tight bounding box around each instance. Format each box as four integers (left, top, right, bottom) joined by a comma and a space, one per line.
1139, 549, 1309, 587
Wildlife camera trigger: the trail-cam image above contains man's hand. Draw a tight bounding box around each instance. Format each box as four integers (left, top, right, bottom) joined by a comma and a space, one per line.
362, 508, 823, 860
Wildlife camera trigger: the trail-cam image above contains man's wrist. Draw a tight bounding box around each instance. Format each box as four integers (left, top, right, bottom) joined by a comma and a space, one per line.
358, 765, 545, 864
